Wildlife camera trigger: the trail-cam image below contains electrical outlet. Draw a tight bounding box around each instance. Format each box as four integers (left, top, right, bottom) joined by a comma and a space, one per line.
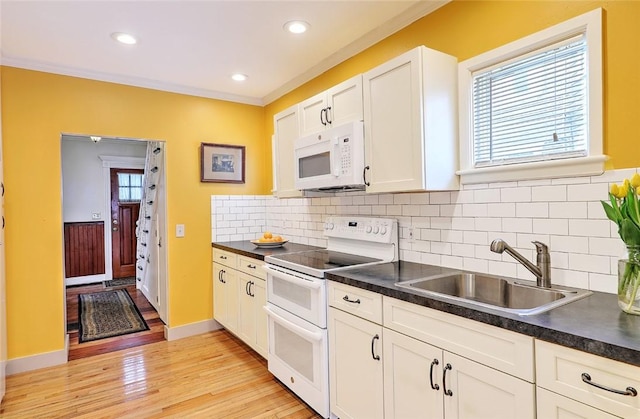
408, 227, 416, 243
176, 224, 185, 238
91, 212, 101, 220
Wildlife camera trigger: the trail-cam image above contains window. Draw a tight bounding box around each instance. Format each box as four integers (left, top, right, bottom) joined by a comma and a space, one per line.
118, 172, 144, 202
458, 9, 604, 184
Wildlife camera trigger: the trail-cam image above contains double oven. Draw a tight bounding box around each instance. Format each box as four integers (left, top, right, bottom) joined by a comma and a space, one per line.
264, 216, 398, 418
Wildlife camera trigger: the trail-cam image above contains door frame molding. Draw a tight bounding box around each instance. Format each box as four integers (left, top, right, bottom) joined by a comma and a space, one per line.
99, 155, 145, 280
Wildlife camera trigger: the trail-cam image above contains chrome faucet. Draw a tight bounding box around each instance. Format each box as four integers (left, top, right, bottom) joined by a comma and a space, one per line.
490, 239, 551, 288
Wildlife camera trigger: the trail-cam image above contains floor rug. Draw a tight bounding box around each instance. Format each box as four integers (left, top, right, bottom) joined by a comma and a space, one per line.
103, 277, 136, 288
78, 289, 149, 343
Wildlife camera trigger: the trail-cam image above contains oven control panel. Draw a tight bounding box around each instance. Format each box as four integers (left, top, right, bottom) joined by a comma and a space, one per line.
323, 216, 398, 243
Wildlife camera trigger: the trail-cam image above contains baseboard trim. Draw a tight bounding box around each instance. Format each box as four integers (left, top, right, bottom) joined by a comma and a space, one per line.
65, 274, 106, 287
164, 319, 222, 341
7, 335, 69, 375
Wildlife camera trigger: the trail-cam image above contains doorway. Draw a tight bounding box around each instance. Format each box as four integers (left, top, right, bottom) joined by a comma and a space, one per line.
110, 168, 143, 279
61, 135, 169, 346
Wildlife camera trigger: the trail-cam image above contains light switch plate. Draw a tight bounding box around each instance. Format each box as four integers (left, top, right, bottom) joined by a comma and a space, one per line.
176, 224, 185, 238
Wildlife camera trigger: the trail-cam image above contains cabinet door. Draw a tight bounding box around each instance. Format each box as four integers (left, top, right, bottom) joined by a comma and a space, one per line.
363, 47, 424, 193
328, 307, 384, 419
273, 105, 303, 198
299, 92, 327, 136
443, 352, 535, 419
237, 274, 255, 347
213, 263, 238, 333
383, 328, 443, 419
537, 387, 618, 419
252, 278, 268, 358
327, 75, 363, 128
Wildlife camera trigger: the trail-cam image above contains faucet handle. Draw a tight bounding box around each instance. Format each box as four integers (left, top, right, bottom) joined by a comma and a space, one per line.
532, 241, 549, 254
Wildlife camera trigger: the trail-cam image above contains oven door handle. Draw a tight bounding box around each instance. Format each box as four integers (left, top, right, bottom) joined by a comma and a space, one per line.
264, 305, 323, 342
263, 265, 323, 290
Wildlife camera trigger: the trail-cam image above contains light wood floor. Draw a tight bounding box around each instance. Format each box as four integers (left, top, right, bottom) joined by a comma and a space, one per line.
2, 330, 321, 418
66, 282, 165, 360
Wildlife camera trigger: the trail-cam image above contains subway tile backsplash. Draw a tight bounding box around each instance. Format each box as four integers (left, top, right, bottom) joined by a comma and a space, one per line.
211, 168, 639, 294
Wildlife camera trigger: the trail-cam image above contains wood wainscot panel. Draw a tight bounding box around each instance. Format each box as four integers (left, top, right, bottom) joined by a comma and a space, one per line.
64, 221, 105, 278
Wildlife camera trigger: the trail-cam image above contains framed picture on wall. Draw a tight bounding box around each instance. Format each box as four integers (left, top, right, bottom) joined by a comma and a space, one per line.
200, 142, 246, 183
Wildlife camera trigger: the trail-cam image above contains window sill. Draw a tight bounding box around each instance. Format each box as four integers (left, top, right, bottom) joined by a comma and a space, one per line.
456, 155, 607, 185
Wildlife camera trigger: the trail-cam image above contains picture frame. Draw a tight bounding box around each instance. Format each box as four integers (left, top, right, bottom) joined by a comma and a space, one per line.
200, 142, 246, 183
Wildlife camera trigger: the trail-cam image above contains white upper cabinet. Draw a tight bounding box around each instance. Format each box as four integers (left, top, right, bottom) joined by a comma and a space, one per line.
298, 75, 363, 136
272, 104, 303, 198
363, 46, 459, 193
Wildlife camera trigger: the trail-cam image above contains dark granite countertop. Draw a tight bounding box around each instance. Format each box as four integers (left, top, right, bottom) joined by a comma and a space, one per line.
326, 261, 640, 367
212, 240, 323, 261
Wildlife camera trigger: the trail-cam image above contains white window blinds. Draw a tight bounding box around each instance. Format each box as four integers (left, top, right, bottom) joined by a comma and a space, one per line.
472, 35, 588, 168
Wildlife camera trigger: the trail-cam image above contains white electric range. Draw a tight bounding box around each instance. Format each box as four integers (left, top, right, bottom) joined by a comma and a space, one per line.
263, 216, 398, 418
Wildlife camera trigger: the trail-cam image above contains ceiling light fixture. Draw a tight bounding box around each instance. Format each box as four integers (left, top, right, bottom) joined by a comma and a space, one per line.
90, 136, 102, 143
111, 32, 137, 45
284, 20, 309, 34
231, 73, 248, 82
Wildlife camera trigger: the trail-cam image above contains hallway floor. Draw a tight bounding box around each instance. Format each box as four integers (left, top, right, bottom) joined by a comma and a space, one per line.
66, 280, 165, 360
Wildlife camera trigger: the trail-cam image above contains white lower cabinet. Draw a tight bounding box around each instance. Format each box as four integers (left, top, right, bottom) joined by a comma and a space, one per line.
213, 261, 239, 334
383, 328, 534, 419
328, 306, 384, 419
213, 249, 267, 358
328, 281, 536, 419
238, 273, 267, 358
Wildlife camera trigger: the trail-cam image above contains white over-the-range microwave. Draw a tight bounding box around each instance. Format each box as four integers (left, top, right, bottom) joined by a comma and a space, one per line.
294, 120, 366, 192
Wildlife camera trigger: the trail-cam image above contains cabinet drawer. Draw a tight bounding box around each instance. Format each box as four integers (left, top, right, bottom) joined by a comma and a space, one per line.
537, 387, 618, 419
328, 281, 382, 324
536, 340, 640, 418
212, 248, 237, 268
383, 297, 534, 382
237, 255, 266, 280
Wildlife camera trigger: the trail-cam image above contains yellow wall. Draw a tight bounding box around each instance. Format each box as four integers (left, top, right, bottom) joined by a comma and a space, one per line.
0, 68, 267, 358
2, 0, 640, 361
265, 0, 640, 170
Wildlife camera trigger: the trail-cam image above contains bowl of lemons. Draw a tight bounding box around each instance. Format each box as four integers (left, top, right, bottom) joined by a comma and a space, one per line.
251, 232, 288, 248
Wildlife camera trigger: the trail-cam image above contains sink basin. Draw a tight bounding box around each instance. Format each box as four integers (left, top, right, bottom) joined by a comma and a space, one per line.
396, 272, 592, 315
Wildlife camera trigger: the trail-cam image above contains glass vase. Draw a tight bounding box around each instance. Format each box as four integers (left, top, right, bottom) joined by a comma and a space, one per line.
618, 246, 640, 315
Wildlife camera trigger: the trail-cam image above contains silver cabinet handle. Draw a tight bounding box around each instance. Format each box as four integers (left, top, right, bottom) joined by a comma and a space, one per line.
581, 373, 637, 397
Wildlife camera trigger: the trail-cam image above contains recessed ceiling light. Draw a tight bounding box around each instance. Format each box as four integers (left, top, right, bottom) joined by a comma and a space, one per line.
284, 20, 309, 34
231, 73, 248, 82
111, 32, 137, 45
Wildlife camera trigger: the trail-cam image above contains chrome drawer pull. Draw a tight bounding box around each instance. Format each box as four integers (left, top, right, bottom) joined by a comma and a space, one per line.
343, 295, 361, 304
581, 373, 638, 397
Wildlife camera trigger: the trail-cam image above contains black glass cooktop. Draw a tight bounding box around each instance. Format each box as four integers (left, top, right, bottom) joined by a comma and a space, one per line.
271, 249, 381, 271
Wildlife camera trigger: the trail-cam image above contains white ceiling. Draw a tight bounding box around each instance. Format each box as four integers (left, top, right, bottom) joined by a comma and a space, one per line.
0, 1, 448, 106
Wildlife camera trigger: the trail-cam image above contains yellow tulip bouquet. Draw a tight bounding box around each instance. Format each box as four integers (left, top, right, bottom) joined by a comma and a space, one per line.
601, 173, 640, 314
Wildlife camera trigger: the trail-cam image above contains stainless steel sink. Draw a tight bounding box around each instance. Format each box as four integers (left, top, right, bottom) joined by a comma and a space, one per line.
396, 272, 592, 315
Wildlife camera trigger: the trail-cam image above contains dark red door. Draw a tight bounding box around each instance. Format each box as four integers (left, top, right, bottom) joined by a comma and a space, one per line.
110, 168, 143, 278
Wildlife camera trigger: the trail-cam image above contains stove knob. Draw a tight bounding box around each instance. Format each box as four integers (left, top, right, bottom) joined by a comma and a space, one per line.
380, 226, 388, 235
327, 222, 335, 230
366, 225, 372, 233
373, 226, 380, 234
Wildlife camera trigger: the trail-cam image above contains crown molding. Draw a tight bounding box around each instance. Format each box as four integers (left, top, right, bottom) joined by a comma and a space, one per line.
0, 54, 264, 106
